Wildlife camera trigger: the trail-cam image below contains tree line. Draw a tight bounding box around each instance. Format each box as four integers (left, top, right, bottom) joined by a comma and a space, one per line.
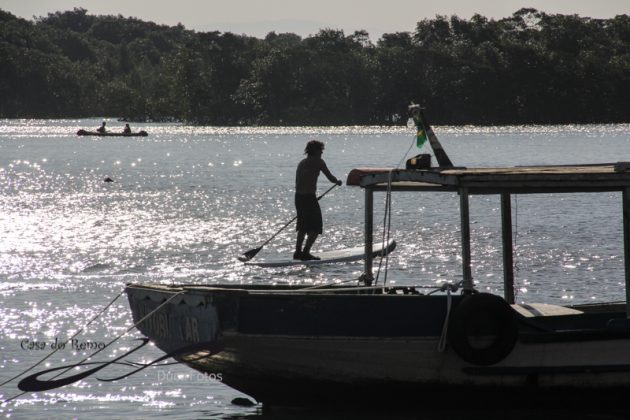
0, 7, 629, 125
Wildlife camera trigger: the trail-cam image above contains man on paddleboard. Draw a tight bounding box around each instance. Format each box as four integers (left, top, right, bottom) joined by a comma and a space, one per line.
294, 140, 342, 260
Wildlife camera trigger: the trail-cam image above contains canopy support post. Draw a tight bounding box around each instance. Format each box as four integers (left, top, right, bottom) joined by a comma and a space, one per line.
364, 187, 374, 286
623, 187, 630, 317
460, 188, 474, 293
501, 193, 515, 304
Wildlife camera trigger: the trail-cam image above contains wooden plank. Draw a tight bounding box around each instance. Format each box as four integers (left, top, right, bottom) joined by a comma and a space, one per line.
511, 303, 583, 317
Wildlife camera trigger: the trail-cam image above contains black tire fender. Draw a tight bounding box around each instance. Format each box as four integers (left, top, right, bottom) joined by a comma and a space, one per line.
448, 293, 518, 366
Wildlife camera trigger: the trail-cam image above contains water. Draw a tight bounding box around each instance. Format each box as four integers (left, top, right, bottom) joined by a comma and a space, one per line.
0, 119, 629, 418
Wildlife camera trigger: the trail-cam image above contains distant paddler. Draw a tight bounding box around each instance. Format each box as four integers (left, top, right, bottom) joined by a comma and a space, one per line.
96, 121, 107, 133
123, 123, 131, 134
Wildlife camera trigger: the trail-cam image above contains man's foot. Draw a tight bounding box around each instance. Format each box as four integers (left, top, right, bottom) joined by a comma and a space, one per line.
301, 253, 320, 261
293, 251, 302, 260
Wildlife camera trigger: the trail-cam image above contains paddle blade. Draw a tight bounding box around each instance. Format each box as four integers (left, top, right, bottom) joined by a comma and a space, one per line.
238, 246, 262, 262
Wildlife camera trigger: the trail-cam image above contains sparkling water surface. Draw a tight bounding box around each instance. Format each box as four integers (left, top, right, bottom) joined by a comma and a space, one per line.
1, 119, 630, 418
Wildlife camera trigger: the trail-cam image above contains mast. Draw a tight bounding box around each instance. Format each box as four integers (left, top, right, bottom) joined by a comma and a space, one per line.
408, 104, 454, 169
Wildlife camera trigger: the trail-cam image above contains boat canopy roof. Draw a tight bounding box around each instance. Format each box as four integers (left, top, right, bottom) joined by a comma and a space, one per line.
350, 162, 630, 301
347, 162, 630, 195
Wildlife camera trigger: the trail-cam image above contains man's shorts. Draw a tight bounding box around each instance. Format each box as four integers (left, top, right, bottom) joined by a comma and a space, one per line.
295, 193, 323, 234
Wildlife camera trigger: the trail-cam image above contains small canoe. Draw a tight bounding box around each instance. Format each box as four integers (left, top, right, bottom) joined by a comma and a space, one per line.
77, 129, 148, 137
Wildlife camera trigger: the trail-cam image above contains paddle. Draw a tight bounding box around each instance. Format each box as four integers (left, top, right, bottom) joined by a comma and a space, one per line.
237, 183, 339, 262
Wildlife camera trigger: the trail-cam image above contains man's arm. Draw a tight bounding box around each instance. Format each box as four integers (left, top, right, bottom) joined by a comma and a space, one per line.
320, 160, 342, 185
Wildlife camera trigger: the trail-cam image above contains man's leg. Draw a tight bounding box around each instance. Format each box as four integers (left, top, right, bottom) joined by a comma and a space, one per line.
301, 232, 320, 260
294, 231, 306, 259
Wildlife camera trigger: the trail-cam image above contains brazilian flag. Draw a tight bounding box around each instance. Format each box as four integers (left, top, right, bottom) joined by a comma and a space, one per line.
416, 128, 428, 149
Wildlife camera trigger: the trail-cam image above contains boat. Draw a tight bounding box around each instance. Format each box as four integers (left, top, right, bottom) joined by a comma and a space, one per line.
125, 107, 630, 409
76, 129, 148, 137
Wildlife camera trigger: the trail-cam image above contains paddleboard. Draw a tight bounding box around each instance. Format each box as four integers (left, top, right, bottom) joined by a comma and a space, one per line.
244, 239, 396, 267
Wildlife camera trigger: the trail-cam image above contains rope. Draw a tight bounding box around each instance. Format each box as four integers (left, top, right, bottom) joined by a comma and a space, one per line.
3, 289, 183, 404
372, 123, 427, 287
0, 289, 125, 389
396, 133, 417, 169
436, 282, 461, 352
383, 170, 394, 285
374, 169, 394, 286
372, 125, 419, 286
383, 171, 393, 285
374, 125, 426, 286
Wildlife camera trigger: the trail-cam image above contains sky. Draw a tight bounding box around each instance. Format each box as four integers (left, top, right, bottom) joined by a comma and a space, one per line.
1, 0, 629, 39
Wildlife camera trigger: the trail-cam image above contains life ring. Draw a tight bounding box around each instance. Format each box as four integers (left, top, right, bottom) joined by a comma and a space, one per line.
448, 293, 518, 366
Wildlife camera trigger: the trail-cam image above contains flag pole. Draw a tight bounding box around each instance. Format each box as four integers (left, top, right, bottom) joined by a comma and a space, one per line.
408, 105, 454, 169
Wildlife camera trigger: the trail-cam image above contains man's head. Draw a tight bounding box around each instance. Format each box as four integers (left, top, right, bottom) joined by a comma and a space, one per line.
304, 140, 325, 156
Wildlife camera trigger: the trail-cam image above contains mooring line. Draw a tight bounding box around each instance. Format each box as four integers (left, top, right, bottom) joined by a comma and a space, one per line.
2, 289, 183, 404
436, 281, 462, 352
396, 130, 417, 169
374, 169, 394, 286
0, 289, 125, 389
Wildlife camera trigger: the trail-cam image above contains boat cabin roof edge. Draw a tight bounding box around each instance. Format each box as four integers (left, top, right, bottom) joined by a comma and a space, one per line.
348, 164, 630, 194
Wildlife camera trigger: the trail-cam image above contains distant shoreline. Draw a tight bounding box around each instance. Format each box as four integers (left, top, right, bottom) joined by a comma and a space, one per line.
1, 8, 629, 126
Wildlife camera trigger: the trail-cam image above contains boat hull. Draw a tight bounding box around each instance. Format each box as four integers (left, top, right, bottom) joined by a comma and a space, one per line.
126, 284, 630, 407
